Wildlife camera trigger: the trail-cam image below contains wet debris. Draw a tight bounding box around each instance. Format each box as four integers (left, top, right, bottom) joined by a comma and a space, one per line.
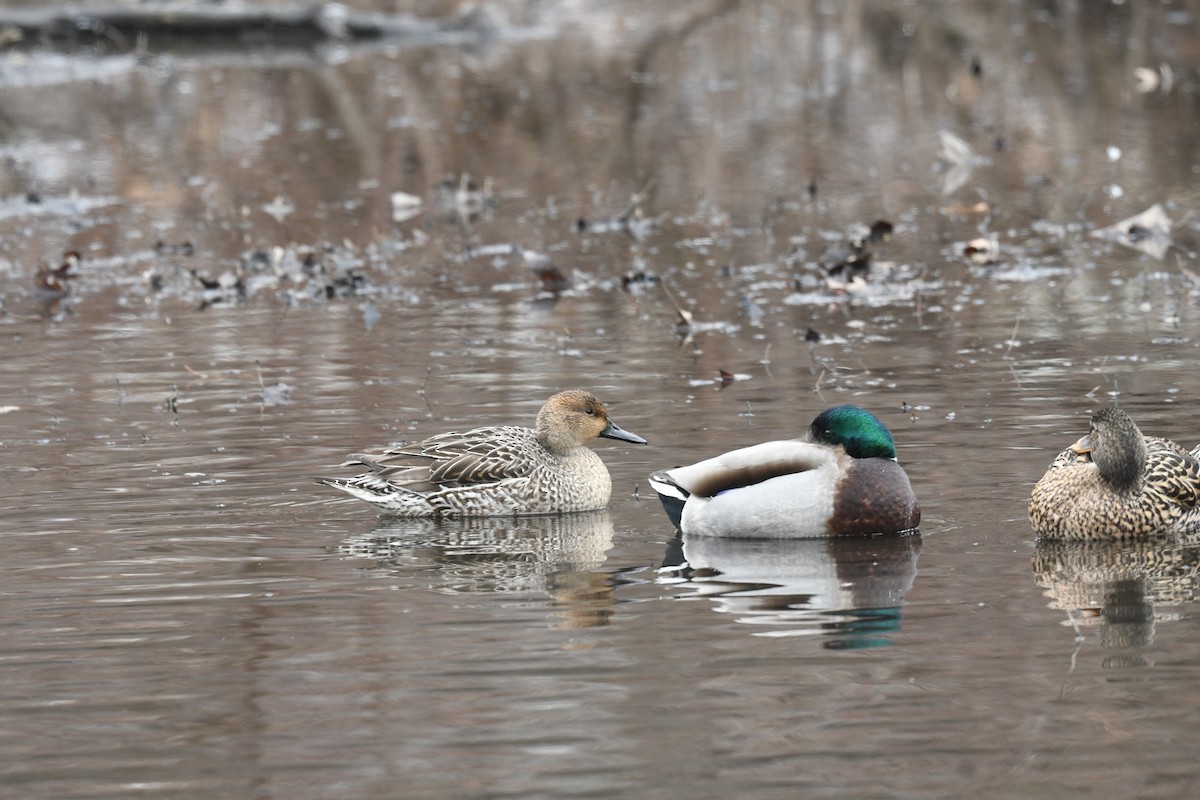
281, 243, 368, 301
688, 369, 751, 388
939, 200, 991, 216
658, 281, 740, 349
468, 244, 574, 294
33, 250, 81, 299
661, 282, 694, 335
620, 267, 662, 293
937, 130, 987, 196
738, 294, 764, 326
432, 173, 495, 222
520, 248, 570, 294
1090, 203, 1173, 259
821, 219, 894, 280
393, 175, 492, 224
190, 266, 246, 305
154, 240, 194, 257
257, 361, 293, 407
1133, 64, 1174, 94
391, 190, 423, 223
960, 236, 1000, 266
575, 176, 659, 238
789, 220, 921, 303
32, 250, 82, 319
262, 195, 295, 223
186, 242, 367, 307
1180, 265, 1200, 297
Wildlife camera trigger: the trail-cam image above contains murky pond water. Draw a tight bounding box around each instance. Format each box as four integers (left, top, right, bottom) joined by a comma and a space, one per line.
3, 2, 1200, 798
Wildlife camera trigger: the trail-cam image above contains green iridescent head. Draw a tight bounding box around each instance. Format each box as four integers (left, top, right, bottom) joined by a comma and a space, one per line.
808, 405, 897, 459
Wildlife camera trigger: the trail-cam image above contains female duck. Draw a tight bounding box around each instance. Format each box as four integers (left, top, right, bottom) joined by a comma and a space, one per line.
1029, 407, 1200, 539
319, 390, 645, 516
648, 405, 920, 538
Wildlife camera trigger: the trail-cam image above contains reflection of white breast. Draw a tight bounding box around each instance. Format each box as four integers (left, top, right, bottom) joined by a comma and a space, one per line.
684, 535, 848, 609
668, 535, 922, 638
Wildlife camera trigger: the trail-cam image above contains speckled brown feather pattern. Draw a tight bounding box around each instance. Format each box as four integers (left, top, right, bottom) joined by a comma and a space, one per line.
318, 390, 644, 516
1029, 408, 1200, 540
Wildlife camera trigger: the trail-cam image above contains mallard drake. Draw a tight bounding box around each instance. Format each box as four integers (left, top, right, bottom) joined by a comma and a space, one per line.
318, 390, 646, 516
1029, 407, 1200, 540
647, 405, 920, 538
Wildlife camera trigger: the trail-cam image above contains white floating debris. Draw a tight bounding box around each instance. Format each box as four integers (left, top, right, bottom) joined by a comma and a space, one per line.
961, 236, 999, 265
937, 130, 988, 196
1133, 64, 1174, 94
391, 191, 423, 222
1090, 202, 1173, 260
263, 195, 295, 222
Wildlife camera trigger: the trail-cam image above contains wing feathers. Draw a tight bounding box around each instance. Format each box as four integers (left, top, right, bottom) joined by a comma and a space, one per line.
665, 440, 835, 498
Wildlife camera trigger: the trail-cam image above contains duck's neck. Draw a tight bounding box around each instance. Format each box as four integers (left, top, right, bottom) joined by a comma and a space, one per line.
1097, 436, 1146, 491
536, 417, 576, 456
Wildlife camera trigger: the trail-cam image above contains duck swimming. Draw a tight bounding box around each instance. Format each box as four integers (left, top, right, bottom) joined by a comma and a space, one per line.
648, 405, 920, 538
318, 389, 645, 517
1029, 407, 1200, 539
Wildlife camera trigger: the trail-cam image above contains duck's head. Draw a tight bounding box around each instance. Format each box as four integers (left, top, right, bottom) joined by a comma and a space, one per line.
1070, 406, 1146, 490
537, 390, 647, 455
808, 405, 898, 460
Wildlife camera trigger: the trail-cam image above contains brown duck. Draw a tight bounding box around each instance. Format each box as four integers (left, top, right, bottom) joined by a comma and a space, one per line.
1029, 407, 1200, 540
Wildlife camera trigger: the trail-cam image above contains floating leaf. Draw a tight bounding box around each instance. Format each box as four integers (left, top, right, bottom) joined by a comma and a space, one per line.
391, 191, 423, 222
961, 236, 999, 265
521, 249, 570, 293
1090, 203, 1172, 259
937, 130, 986, 196
262, 195, 295, 223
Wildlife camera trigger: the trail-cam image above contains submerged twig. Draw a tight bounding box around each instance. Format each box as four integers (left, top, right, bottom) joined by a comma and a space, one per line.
1003, 316, 1021, 358
418, 367, 435, 417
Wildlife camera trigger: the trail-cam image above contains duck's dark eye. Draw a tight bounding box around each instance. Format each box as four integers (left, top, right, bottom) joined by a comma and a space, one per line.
584, 406, 596, 416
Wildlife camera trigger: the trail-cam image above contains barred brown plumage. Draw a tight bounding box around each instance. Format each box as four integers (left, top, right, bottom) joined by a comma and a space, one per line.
318, 390, 645, 516
1030, 408, 1200, 540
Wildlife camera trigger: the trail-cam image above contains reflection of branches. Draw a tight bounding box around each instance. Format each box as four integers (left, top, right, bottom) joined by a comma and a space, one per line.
621, 0, 740, 167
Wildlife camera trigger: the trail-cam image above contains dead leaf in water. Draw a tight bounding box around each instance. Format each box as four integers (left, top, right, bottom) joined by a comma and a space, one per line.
391, 191, 423, 222
263, 195, 295, 223
940, 201, 990, 215
520, 249, 570, 293
1090, 203, 1172, 259
1133, 64, 1174, 94
1180, 264, 1200, 291
937, 130, 986, 196
962, 236, 1000, 265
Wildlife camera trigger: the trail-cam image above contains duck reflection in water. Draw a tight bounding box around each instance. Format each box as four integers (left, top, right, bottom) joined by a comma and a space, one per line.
1031, 534, 1200, 668
339, 510, 617, 629
658, 533, 922, 648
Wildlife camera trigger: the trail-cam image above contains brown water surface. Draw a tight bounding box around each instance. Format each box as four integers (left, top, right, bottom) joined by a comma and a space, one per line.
3, 3, 1200, 798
